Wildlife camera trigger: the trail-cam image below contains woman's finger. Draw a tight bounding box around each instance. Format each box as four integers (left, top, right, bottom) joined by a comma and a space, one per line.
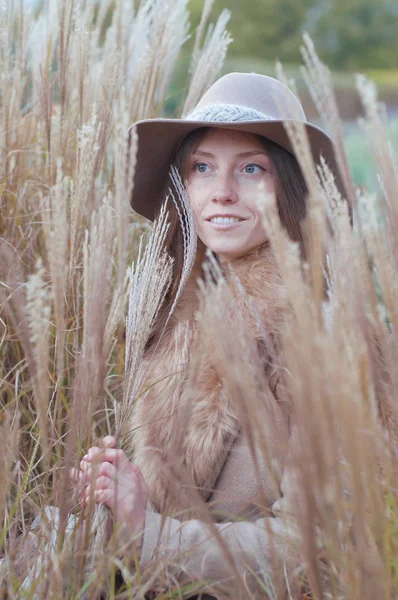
82, 448, 129, 467
82, 485, 112, 506
94, 489, 112, 504
81, 484, 91, 505
80, 458, 90, 471
80, 447, 106, 469
93, 475, 114, 490
101, 436, 116, 449
84, 446, 101, 460
79, 460, 119, 490
69, 467, 83, 486
98, 461, 117, 479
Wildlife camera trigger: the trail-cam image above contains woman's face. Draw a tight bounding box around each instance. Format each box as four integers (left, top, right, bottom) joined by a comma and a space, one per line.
185, 128, 276, 261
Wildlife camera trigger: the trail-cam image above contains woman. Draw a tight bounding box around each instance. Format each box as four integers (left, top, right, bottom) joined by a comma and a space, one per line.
71, 73, 343, 598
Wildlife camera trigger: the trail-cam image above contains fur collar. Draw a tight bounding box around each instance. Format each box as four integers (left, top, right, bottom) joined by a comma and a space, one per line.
128, 243, 290, 517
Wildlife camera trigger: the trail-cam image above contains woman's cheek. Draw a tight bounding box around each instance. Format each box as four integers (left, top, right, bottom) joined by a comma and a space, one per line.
188, 192, 206, 221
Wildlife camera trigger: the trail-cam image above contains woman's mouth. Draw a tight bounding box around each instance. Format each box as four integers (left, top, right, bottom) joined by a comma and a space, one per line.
206, 216, 245, 229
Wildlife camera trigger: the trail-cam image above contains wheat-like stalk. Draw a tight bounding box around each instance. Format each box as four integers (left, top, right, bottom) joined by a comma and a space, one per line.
81, 202, 173, 599
128, 0, 190, 122
68, 109, 102, 281
168, 167, 198, 314
300, 33, 358, 220
25, 260, 51, 468
183, 8, 232, 116
42, 161, 68, 382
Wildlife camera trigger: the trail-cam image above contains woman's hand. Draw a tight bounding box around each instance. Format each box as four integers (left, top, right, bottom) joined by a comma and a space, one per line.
69, 436, 148, 545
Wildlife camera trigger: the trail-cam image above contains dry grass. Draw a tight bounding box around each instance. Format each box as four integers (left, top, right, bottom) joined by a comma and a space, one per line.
1, 1, 398, 599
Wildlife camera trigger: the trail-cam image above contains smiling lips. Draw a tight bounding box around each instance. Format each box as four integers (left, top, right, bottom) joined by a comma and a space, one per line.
206, 215, 246, 225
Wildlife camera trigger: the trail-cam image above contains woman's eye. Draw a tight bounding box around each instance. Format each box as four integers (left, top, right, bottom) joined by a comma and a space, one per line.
243, 163, 264, 174
193, 162, 209, 173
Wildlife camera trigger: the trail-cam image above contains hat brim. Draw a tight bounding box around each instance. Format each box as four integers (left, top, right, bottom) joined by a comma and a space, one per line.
129, 118, 345, 222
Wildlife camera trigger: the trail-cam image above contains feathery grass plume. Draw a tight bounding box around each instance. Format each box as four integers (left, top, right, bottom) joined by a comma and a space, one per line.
0, 2, 13, 179
57, 0, 76, 128
25, 260, 51, 468
81, 203, 173, 600
42, 160, 68, 381
275, 64, 331, 314
40, 161, 70, 456
193, 253, 294, 597
354, 77, 398, 443
182, 8, 232, 116
300, 33, 357, 221
355, 190, 398, 443
120, 169, 196, 453
0, 246, 36, 386
189, 0, 215, 74
103, 124, 138, 358
111, 0, 140, 79
73, 1, 93, 127
257, 194, 310, 337
29, 2, 59, 176
198, 251, 285, 502
258, 193, 339, 596
80, 26, 121, 201
73, 193, 116, 438
0, 408, 21, 545
128, 268, 263, 597
356, 75, 398, 253
258, 160, 394, 598
323, 210, 390, 599
0, 2, 32, 182
68, 108, 101, 282
119, 201, 173, 430
128, 0, 190, 122
115, 119, 137, 290
26, 1, 58, 106
168, 166, 198, 314
63, 193, 120, 600
274, 64, 320, 198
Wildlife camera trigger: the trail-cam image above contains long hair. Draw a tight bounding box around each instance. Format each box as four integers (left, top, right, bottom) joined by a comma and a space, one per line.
145, 128, 308, 351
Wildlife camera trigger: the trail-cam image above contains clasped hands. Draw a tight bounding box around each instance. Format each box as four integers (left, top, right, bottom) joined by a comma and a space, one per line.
69, 436, 148, 547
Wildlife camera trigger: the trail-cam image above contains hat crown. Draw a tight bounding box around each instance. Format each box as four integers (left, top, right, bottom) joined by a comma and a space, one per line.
192, 72, 306, 122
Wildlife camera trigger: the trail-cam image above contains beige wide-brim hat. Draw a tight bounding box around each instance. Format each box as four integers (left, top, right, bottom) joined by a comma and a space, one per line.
129, 72, 344, 221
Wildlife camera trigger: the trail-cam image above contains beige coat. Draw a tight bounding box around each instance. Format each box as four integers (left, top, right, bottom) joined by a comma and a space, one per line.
129, 244, 306, 598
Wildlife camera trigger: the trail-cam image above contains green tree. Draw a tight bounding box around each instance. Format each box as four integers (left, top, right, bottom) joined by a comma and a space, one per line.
314, 0, 398, 69
189, 0, 398, 70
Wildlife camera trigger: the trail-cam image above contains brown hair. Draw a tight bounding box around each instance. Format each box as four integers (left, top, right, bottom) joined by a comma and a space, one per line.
145, 128, 308, 351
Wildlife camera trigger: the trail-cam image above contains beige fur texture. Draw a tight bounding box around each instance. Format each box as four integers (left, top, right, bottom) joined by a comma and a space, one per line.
128, 243, 292, 519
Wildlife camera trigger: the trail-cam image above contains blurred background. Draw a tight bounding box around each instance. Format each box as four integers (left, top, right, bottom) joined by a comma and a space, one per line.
186, 0, 398, 193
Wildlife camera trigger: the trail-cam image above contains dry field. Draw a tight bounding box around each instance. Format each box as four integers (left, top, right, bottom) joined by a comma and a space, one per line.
1, 1, 398, 599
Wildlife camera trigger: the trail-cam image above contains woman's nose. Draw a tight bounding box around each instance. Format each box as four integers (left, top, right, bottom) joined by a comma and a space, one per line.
212, 172, 238, 204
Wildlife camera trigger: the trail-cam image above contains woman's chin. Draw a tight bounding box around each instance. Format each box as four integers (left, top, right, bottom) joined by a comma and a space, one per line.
211, 246, 252, 262
199, 235, 268, 262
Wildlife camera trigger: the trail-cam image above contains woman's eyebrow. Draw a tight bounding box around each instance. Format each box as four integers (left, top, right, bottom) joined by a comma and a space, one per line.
191, 150, 214, 157
237, 150, 269, 158
191, 150, 269, 158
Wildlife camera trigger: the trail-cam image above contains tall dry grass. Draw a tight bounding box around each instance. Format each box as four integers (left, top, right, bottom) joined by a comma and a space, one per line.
0, 0, 230, 597
1, 1, 398, 599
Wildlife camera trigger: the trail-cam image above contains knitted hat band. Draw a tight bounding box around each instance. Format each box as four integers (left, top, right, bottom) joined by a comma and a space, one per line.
185, 104, 273, 123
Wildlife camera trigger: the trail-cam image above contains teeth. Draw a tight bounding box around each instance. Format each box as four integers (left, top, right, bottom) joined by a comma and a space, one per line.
210, 216, 242, 224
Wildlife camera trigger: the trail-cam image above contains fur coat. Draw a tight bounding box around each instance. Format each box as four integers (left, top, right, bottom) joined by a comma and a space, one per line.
128, 243, 292, 521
